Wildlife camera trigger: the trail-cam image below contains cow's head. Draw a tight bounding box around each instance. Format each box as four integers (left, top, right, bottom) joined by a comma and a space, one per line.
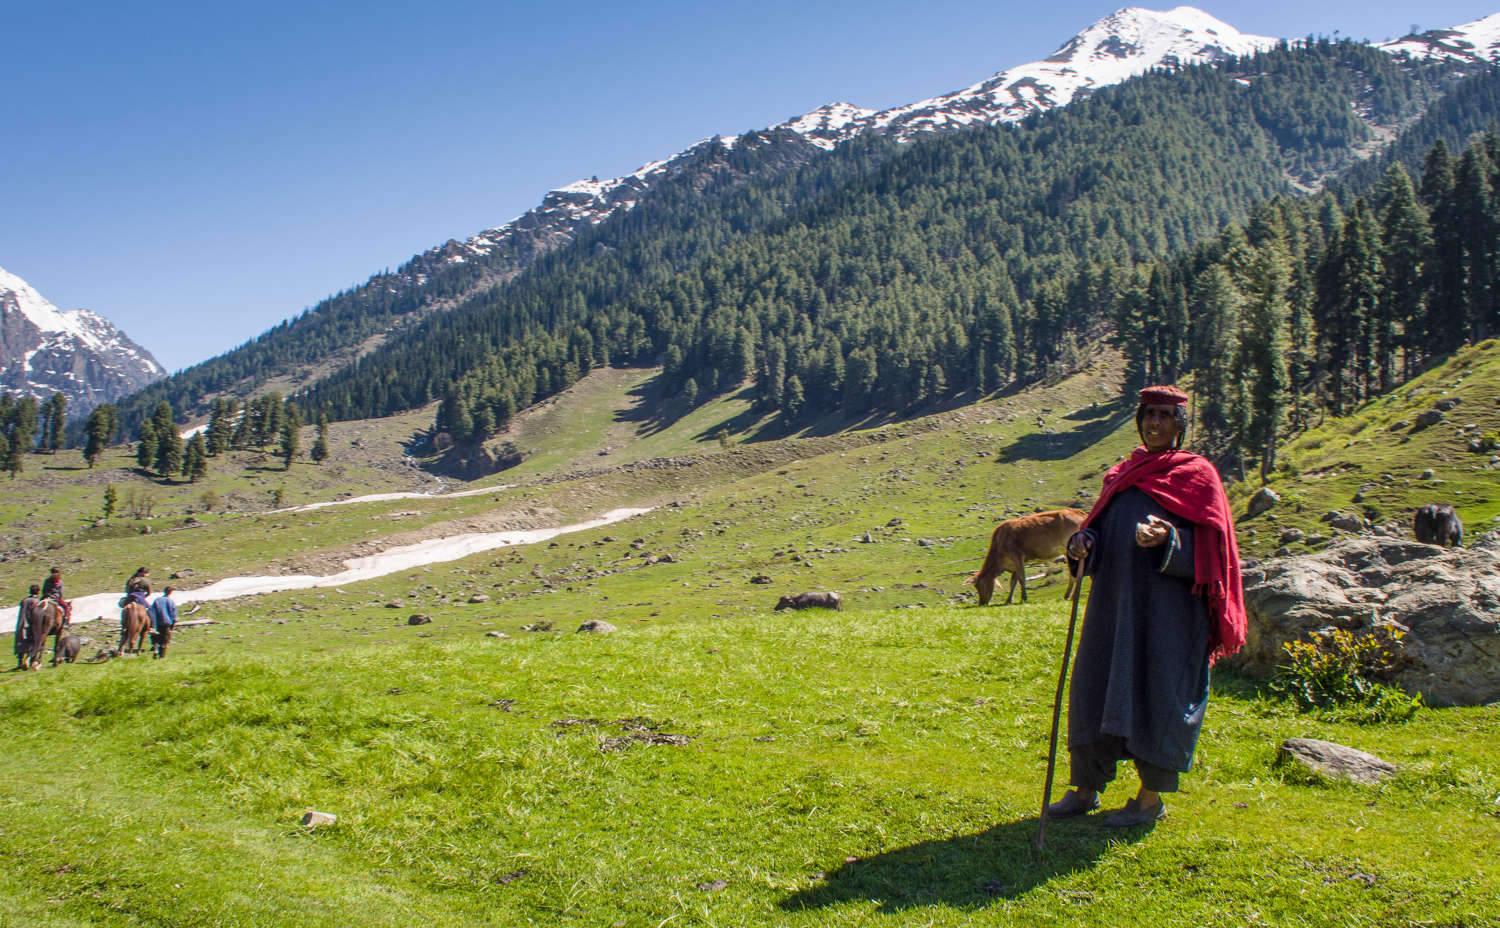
969, 571, 996, 606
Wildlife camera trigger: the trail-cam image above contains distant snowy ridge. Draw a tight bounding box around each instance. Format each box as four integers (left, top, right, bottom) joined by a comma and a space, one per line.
0, 266, 165, 410
1379, 12, 1500, 62
432, 5, 1500, 274
435, 7, 1277, 268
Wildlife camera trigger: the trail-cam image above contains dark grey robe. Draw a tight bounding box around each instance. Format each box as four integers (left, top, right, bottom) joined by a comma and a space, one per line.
1068, 486, 1211, 774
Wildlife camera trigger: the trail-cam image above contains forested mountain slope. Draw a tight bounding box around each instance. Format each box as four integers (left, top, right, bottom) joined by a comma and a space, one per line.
301, 43, 1459, 434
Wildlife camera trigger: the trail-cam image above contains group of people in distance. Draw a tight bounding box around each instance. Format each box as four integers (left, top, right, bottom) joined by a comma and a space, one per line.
12, 566, 180, 669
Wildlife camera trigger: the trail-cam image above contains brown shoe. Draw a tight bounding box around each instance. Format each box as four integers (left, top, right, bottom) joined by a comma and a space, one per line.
1102, 797, 1166, 828
1044, 790, 1101, 820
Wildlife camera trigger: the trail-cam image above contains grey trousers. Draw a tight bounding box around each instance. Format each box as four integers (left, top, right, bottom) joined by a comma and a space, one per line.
1069, 735, 1180, 793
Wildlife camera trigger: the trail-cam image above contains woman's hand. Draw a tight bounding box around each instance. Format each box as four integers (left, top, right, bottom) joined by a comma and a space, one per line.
1067, 531, 1092, 561
1134, 514, 1172, 548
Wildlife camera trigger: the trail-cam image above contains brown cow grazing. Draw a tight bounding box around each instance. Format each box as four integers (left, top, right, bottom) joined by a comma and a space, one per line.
1414, 504, 1463, 547
967, 508, 1087, 605
775, 591, 843, 611
120, 601, 151, 655
52, 635, 82, 666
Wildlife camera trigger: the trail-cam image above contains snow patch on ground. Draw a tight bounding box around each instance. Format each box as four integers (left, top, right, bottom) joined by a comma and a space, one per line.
63, 507, 652, 624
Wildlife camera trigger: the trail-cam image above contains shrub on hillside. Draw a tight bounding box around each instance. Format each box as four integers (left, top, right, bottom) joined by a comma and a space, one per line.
1270, 625, 1423, 724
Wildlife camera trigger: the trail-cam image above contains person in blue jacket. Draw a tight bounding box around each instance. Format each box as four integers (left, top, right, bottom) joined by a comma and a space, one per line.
148, 586, 178, 659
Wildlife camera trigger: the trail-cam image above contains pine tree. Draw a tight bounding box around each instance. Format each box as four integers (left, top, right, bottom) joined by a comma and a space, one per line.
136, 421, 158, 472
261, 394, 285, 450
1189, 265, 1242, 456
1455, 142, 1500, 342
1421, 140, 1467, 353
230, 400, 252, 449
157, 426, 184, 479
311, 415, 330, 464
206, 398, 234, 455
183, 433, 208, 482
1376, 164, 1432, 382
83, 404, 115, 468
1241, 236, 1292, 478
279, 403, 301, 469
103, 484, 117, 521
2, 395, 38, 478
43, 393, 66, 452
152, 401, 184, 478
782, 374, 804, 422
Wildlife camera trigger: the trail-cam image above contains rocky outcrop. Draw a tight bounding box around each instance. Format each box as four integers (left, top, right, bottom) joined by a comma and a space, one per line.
1229, 533, 1500, 706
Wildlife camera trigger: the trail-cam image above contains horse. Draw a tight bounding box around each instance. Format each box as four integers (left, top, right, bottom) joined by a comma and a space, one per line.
119, 601, 151, 655
967, 508, 1087, 605
21, 599, 66, 670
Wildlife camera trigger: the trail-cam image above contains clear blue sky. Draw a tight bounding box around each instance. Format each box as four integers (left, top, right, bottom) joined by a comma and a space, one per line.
5, 1, 1497, 371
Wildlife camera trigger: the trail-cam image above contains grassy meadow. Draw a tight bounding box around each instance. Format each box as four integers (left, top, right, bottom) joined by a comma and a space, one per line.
2, 353, 1497, 926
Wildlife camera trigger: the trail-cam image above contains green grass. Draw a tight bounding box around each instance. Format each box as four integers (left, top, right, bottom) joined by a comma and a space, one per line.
3, 605, 1496, 926
2, 349, 1498, 925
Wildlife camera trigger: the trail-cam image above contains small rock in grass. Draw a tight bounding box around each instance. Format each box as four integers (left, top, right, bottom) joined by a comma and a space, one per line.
1279, 738, 1396, 785
695, 879, 728, 892
468, 593, 490, 603
1247, 487, 1281, 517
301, 811, 337, 828
484, 631, 510, 639
577, 620, 617, 634
407, 614, 432, 626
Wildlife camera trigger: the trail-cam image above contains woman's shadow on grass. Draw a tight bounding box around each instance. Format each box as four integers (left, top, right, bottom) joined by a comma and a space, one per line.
779, 814, 1149, 913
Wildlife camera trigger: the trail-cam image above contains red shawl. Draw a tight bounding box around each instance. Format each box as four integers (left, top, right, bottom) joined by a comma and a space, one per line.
1081, 447, 1246, 660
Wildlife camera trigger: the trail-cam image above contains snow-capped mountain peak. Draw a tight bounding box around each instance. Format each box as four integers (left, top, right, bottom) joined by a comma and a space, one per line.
1378, 12, 1500, 63
852, 5, 1278, 139
0, 266, 165, 409
0, 266, 107, 353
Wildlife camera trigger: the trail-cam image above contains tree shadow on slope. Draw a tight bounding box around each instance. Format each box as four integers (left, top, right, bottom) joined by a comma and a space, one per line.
779, 815, 1147, 914
611, 372, 751, 439
995, 399, 1135, 464
721, 384, 1024, 445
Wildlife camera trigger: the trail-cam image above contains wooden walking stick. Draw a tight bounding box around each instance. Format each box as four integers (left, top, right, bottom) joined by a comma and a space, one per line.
1035, 558, 1085, 852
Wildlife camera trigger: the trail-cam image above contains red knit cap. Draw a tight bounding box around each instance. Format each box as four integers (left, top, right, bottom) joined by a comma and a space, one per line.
1139, 384, 1189, 406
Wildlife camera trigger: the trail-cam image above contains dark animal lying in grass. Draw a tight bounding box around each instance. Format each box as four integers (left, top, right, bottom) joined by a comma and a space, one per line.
52, 635, 82, 666
967, 508, 1087, 605
1414, 503, 1463, 547
775, 592, 843, 611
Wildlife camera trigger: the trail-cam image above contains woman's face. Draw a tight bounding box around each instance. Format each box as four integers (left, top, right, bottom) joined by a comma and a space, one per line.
1140, 404, 1180, 452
